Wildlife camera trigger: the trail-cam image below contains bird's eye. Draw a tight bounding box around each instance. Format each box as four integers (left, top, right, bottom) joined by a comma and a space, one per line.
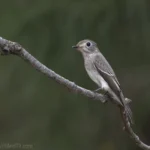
86, 42, 91, 47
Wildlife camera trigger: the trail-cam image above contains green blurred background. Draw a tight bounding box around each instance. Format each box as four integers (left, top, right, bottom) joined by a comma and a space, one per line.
0, 0, 149, 149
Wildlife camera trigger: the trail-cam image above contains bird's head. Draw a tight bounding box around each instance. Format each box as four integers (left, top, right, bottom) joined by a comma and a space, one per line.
72, 39, 99, 54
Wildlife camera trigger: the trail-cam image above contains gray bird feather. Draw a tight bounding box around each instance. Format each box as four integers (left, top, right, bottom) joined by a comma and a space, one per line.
93, 53, 133, 123
94, 53, 122, 103
73, 39, 133, 124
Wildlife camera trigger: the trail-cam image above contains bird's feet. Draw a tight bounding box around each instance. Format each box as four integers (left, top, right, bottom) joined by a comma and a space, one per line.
94, 87, 103, 92
93, 87, 108, 103
93, 87, 108, 95
94, 87, 107, 94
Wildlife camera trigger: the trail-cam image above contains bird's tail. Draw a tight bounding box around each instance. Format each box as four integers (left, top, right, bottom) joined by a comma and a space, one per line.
120, 93, 133, 124
106, 90, 133, 124
124, 104, 133, 124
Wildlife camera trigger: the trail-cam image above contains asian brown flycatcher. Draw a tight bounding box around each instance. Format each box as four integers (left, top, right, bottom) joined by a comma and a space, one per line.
72, 39, 133, 124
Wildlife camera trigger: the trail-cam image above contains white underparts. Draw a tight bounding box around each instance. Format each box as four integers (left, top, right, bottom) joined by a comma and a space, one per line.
86, 68, 109, 90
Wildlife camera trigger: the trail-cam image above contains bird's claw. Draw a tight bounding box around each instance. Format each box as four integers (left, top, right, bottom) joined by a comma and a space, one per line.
94, 87, 102, 92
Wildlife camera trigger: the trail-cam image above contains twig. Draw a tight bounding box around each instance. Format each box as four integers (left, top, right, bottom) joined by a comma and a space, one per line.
0, 37, 149, 150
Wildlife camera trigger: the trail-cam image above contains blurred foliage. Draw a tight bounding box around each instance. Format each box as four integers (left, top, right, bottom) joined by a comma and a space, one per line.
0, 0, 150, 150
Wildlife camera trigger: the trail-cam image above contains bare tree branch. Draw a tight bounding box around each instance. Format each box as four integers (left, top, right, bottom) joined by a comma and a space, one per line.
0, 36, 149, 150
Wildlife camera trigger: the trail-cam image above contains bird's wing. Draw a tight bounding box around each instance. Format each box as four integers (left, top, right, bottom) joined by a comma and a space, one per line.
94, 54, 120, 87
94, 54, 133, 123
93, 54, 124, 105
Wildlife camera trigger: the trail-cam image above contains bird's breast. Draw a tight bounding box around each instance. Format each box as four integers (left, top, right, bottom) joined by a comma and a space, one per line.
84, 54, 109, 90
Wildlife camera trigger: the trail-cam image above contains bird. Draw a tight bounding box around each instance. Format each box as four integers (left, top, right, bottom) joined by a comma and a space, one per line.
72, 39, 133, 124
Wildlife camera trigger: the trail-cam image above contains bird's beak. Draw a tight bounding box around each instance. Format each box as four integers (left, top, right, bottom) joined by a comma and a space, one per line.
72, 45, 78, 49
